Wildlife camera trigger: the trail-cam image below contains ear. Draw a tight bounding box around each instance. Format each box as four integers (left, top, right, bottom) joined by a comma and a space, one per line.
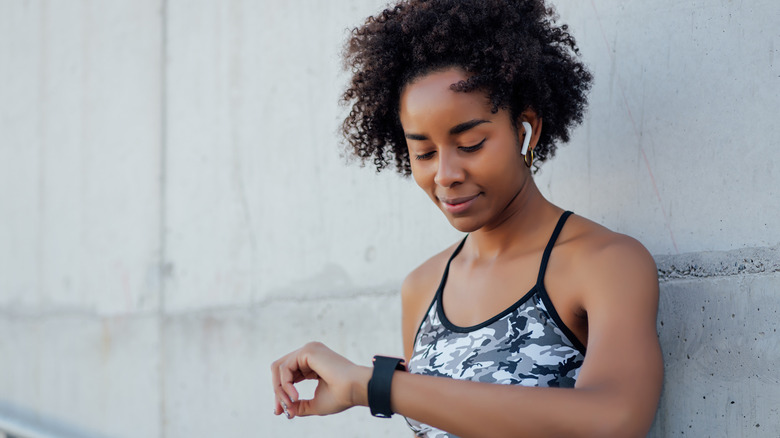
517, 109, 542, 152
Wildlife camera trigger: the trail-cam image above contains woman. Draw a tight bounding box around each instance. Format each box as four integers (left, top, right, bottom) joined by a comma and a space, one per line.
271, 0, 663, 436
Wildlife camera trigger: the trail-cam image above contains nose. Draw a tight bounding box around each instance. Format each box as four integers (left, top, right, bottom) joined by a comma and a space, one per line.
433, 149, 465, 188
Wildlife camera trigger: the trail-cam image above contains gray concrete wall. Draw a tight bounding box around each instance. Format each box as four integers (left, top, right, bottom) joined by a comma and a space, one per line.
0, 0, 777, 437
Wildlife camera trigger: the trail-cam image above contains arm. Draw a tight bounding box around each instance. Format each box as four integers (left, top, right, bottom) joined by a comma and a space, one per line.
272, 236, 662, 438
387, 235, 662, 437
270, 249, 446, 420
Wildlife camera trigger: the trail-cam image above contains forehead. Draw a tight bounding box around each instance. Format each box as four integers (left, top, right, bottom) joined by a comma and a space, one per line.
399, 68, 494, 130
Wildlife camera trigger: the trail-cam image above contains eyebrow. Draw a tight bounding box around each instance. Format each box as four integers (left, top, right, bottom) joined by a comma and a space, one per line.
404, 119, 491, 140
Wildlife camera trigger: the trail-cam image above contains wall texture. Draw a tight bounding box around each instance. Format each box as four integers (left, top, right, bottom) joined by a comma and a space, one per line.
0, 0, 777, 437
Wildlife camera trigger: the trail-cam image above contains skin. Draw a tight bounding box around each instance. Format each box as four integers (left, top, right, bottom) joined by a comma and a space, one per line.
271, 68, 663, 437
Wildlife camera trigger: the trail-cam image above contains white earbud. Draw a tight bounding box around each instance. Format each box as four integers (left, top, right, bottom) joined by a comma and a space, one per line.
520, 121, 533, 156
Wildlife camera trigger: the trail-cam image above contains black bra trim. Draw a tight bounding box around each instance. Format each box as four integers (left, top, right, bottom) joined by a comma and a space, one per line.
429, 211, 584, 348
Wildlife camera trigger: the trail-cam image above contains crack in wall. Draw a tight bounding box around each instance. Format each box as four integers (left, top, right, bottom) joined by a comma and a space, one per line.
655, 245, 780, 282
0, 285, 401, 321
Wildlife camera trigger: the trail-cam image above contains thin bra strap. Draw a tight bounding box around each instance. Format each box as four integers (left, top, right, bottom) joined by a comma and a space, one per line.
436, 235, 468, 295
445, 236, 468, 271
536, 211, 573, 287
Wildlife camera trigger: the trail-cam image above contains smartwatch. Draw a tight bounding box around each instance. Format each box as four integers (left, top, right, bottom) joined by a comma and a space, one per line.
367, 355, 407, 418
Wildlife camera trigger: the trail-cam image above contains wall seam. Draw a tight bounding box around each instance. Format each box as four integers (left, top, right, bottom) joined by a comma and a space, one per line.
158, 0, 169, 437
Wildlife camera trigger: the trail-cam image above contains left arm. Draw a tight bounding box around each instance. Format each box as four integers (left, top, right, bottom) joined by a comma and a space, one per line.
271, 236, 663, 437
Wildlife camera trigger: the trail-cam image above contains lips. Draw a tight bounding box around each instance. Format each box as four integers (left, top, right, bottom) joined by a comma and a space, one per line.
438, 193, 480, 214
439, 194, 479, 205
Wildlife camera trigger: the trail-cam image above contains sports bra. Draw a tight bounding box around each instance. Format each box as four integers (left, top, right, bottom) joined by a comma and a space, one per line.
404, 211, 586, 438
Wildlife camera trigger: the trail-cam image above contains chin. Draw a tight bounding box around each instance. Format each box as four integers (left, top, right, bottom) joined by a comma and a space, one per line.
445, 216, 483, 233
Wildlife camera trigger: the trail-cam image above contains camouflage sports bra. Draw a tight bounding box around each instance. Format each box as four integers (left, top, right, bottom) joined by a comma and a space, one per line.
405, 211, 586, 438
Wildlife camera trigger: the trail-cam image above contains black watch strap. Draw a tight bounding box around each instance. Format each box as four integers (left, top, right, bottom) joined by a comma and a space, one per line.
368, 355, 406, 418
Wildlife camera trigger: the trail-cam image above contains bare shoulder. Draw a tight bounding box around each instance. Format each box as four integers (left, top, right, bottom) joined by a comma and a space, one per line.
561, 212, 659, 352
564, 215, 658, 301
402, 243, 458, 298
401, 241, 460, 316
400, 240, 462, 359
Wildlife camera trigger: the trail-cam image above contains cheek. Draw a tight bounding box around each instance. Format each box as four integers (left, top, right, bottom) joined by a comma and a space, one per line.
483, 142, 526, 185
410, 165, 428, 190
410, 164, 441, 199
410, 162, 428, 186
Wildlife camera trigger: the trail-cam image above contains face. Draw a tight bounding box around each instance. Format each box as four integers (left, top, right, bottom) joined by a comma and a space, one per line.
399, 68, 538, 232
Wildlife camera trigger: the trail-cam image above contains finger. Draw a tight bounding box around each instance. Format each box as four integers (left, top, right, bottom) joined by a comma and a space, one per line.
293, 369, 319, 384
281, 400, 292, 419
295, 398, 317, 417
273, 398, 287, 417
270, 365, 282, 416
271, 359, 293, 416
274, 382, 295, 409
270, 358, 285, 396
279, 361, 302, 403
273, 374, 296, 414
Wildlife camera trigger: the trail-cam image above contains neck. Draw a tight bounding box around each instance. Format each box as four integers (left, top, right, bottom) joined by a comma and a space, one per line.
467, 176, 563, 261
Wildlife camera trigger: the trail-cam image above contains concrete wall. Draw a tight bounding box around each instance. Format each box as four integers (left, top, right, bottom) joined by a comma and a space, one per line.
0, 0, 777, 437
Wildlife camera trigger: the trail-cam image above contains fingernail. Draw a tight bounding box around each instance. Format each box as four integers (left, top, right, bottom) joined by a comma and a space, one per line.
281, 402, 290, 419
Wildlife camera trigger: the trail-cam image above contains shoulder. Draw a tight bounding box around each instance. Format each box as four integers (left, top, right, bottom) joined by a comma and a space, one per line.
562, 214, 659, 319
401, 240, 460, 309
563, 215, 656, 279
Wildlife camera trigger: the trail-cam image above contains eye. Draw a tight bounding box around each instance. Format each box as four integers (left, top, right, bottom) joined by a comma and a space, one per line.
415, 151, 436, 161
459, 138, 486, 153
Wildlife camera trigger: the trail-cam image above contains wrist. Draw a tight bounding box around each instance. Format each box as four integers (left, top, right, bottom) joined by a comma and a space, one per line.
351, 365, 372, 408
367, 355, 407, 418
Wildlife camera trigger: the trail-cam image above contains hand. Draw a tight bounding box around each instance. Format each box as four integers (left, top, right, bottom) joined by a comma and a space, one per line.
271, 341, 371, 419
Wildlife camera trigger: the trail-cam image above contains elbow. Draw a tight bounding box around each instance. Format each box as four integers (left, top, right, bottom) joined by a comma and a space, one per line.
576, 380, 661, 438
586, 404, 654, 438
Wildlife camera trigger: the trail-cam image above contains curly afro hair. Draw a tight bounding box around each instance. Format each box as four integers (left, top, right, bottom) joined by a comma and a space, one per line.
341, 0, 592, 175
